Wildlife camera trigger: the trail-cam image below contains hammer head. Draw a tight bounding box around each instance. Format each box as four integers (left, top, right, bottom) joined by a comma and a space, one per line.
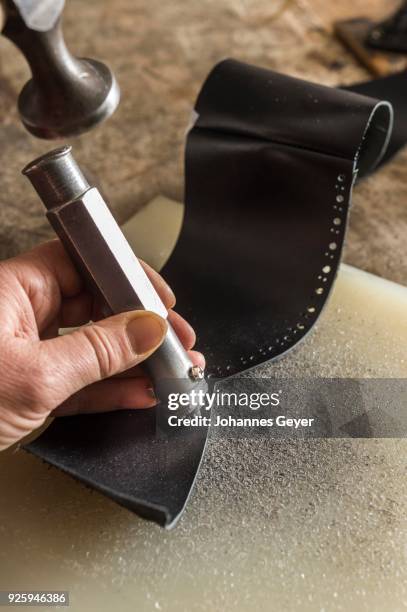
2, 0, 120, 138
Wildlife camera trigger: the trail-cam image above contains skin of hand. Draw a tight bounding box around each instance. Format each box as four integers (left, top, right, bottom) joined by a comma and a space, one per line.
0, 240, 205, 451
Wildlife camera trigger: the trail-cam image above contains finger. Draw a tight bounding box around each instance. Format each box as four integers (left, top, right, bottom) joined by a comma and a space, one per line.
53, 377, 157, 416
189, 350, 206, 369
15, 243, 176, 308
0, 240, 83, 333
58, 300, 191, 341
60, 292, 94, 328
168, 310, 196, 350
82, 264, 176, 323
8, 241, 175, 333
90, 307, 196, 352
139, 260, 176, 310
113, 349, 206, 379
16, 239, 83, 298
39, 310, 167, 404
40, 293, 94, 339
56, 350, 206, 417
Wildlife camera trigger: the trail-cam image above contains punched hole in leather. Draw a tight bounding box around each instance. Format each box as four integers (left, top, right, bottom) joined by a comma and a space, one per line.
26, 59, 395, 527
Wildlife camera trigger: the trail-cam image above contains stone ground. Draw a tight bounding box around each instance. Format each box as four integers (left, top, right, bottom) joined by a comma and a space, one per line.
0, 0, 405, 284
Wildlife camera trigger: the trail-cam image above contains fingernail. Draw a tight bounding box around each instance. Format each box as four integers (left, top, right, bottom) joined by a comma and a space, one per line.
146, 386, 156, 399
163, 283, 176, 309
126, 312, 167, 356
194, 352, 206, 369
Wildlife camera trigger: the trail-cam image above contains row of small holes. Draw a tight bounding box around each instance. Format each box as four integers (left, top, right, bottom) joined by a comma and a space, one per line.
219, 173, 347, 375
315, 173, 345, 298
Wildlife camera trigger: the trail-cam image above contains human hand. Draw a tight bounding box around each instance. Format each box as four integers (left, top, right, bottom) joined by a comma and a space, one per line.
0, 240, 204, 451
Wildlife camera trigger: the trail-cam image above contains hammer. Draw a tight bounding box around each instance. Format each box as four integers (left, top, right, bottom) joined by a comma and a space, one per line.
0, 0, 120, 138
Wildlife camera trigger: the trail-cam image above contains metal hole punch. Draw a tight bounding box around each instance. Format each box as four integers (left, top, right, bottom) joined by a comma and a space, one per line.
23, 146, 208, 415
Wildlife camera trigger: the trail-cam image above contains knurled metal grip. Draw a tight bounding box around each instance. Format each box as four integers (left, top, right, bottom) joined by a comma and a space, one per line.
23, 146, 207, 413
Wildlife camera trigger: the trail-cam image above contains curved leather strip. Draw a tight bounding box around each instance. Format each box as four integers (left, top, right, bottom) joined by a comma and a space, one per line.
344, 70, 407, 166
26, 60, 396, 527
163, 59, 392, 377
27, 408, 210, 529
190, 60, 391, 173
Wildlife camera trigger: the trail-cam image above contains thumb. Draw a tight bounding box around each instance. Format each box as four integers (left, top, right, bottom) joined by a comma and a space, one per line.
40, 310, 167, 402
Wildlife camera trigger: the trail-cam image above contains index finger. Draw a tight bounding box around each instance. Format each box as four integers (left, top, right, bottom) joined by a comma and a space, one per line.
139, 259, 176, 310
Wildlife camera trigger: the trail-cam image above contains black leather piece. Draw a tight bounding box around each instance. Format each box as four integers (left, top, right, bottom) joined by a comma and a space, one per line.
344, 70, 407, 165
163, 59, 392, 376
26, 59, 400, 527
27, 409, 210, 528
365, 3, 407, 55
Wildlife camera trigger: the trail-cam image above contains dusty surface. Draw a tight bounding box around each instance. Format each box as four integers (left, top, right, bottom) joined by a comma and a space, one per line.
0, 265, 406, 612
0, 1, 406, 612
0, 0, 405, 282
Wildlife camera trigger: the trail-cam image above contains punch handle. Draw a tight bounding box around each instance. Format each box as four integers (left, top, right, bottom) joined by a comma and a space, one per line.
23, 146, 207, 412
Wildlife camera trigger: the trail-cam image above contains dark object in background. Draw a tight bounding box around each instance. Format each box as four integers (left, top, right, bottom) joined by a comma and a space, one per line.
335, 18, 407, 77
24, 60, 394, 528
366, 0, 407, 54
335, 1, 407, 76
1, 0, 119, 138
